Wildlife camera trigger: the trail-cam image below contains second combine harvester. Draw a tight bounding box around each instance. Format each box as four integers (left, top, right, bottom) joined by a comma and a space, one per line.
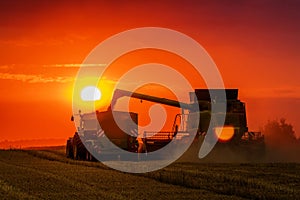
66, 88, 265, 161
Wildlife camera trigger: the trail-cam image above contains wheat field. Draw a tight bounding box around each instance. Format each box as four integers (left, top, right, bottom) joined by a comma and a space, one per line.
0, 148, 299, 199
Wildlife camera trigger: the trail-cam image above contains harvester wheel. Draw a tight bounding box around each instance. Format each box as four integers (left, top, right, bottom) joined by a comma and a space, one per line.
86, 151, 93, 161
66, 139, 73, 158
73, 144, 78, 160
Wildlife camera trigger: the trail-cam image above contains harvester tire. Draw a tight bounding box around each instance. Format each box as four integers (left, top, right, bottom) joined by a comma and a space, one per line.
66, 139, 73, 158
73, 144, 78, 160
86, 151, 93, 161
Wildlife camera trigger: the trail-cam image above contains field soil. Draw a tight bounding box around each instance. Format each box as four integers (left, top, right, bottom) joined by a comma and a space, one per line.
0, 147, 299, 199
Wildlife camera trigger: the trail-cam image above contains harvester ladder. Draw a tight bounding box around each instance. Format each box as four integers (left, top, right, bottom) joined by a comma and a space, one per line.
172, 113, 188, 133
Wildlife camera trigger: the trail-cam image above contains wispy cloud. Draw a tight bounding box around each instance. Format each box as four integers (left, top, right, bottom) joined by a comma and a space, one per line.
0, 73, 74, 83
0, 65, 10, 70
0, 34, 89, 47
43, 63, 107, 68
244, 87, 300, 98
0, 63, 107, 70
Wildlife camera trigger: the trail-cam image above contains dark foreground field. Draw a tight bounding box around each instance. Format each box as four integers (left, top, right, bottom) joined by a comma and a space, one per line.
0, 148, 299, 200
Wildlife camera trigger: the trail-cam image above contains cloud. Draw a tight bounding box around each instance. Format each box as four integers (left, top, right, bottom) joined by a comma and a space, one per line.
244, 87, 300, 98
0, 65, 10, 69
0, 73, 74, 83
0, 34, 90, 47
43, 63, 107, 68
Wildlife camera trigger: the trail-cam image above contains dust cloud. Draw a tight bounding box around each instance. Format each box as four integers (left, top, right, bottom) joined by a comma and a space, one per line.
263, 119, 300, 162
177, 119, 300, 163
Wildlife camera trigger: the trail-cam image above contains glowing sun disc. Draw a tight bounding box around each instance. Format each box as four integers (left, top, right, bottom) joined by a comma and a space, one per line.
215, 126, 235, 142
80, 86, 102, 101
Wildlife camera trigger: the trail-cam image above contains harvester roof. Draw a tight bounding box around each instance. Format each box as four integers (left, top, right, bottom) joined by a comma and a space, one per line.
190, 89, 239, 102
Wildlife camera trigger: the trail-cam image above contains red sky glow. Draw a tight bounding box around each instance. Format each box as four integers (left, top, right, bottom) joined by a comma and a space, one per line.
0, 0, 299, 147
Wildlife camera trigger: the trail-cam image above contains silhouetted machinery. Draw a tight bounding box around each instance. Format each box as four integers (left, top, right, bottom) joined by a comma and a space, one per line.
66, 110, 138, 160
66, 88, 265, 161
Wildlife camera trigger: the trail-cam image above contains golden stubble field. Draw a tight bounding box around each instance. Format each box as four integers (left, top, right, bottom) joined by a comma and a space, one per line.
0, 148, 299, 200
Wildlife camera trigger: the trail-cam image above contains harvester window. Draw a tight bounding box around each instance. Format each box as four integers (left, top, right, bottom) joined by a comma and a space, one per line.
82, 119, 98, 130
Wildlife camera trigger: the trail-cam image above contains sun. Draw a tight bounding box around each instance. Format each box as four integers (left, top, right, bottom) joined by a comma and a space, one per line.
80, 86, 102, 101
214, 126, 235, 142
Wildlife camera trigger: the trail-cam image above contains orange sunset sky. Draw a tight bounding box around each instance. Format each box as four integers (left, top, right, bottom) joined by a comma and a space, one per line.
0, 0, 299, 147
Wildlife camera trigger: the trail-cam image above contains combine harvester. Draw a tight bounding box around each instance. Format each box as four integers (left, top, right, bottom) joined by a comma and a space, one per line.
66, 89, 265, 161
